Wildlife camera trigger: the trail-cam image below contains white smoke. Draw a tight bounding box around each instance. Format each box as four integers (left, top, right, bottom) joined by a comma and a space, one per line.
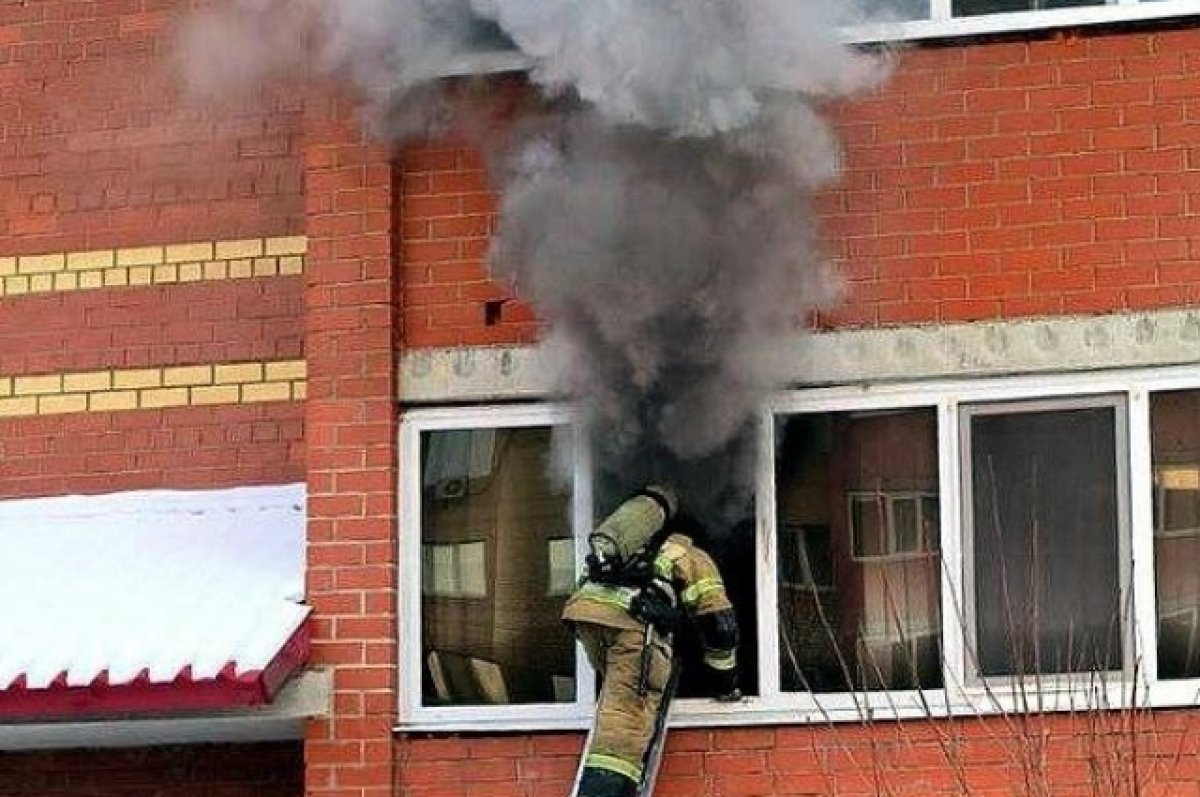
179, 0, 890, 518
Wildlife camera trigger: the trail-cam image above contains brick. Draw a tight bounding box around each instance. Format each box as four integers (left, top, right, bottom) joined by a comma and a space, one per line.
280, 255, 305, 275
153, 264, 179, 283
66, 250, 115, 270
87, 390, 140, 412
215, 363, 265, 384
0, 397, 38, 417
190, 385, 241, 405
104, 268, 130, 287
18, 253, 65, 274
139, 387, 190, 408
63, 371, 112, 393
0, 258, 15, 277
165, 242, 215, 263
266, 360, 307, 381
112, 369, 163, 390
266, 235, 308, 256
163, 365, 214, 387
14, 375, 63, 396
116, 246, 164, 266
216, 238, 265, 259
53, 272, 78, 291
242, 381, 293, 403
38, 394, 88, 415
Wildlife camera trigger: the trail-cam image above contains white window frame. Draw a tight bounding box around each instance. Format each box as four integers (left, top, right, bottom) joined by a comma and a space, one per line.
958, 394, 1133, 690
397, 364, 1200, 731
845, 0, 1200, 44
398, 403, 595, 730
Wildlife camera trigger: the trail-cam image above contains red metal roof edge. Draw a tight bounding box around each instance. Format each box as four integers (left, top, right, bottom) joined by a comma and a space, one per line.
0, 621, 311, 722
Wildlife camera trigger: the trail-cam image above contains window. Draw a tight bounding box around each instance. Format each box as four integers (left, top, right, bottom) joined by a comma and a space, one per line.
401, 367, 1200, 730
401, 407, 591, 725
847, 0, 1198, 43
1152, 390, 1200, 680
962, 398, 1128, 680
775, 409, 943, 694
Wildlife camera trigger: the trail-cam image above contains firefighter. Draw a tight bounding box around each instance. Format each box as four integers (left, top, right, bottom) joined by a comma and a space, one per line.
563, 484, 741, 797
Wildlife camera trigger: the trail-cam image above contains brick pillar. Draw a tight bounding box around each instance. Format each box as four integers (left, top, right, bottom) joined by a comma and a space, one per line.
303, 90, 399, 797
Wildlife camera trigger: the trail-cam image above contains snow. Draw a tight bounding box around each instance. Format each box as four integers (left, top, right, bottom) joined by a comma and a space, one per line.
0, 484, 309, 690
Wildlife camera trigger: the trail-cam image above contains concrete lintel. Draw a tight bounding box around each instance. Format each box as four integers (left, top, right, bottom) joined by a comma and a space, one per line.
0, 669, 332, 752
399, 309, 1200, 404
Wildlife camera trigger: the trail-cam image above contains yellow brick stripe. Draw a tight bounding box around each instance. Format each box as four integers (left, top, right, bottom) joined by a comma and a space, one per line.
0, 237, 306, 297
0, 359, 306, 418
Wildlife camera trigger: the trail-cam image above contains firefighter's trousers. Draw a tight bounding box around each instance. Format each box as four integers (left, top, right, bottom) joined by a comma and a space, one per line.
576, 623, 673, 797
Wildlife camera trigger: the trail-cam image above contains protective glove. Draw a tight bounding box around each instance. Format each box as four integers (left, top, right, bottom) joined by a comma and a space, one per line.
711, 668, 742, 703
630, 588, 678, 631
714, 687, 744, 703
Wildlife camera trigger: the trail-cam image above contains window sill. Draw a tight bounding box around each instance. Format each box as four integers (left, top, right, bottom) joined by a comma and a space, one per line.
396, 679, 1200, 734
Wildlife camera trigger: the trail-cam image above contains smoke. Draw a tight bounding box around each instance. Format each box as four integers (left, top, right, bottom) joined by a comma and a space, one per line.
179, 0, 889, 521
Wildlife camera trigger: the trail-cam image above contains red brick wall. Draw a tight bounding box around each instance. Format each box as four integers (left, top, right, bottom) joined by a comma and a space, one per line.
0, 402, 304, 499
396, 712, 1200, 797
303, 91, 399, 797
398, 25, 1200, 348
0, 0, 304, 255
819, 24, 1200, 328
0, 278, 302, 376
0, 742, 301, 797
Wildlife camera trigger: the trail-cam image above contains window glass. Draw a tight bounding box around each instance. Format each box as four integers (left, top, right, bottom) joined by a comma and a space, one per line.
776, 409, 943, 693
966, 403, 1123, 679
420, 426, 575, 706
546, 537, 577, 596
1152, 390, 1200, 680
952, 0, 1106, 16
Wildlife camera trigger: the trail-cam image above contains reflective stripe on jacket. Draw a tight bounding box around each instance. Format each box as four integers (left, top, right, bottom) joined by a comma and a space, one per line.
562, 532, 735, 636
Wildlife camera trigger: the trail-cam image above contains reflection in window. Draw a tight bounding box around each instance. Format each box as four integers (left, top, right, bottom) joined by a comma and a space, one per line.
952, 0, 1104, 15
1152, 390, 1200, 679
420, 426, 576, 706
966, 401, 1124, 679
775, 409, 942, 693
546, 537, 577, 596
422, 541, 487, 597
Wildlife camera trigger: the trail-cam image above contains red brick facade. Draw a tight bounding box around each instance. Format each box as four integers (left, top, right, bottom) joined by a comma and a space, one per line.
3, 3, 1200, 797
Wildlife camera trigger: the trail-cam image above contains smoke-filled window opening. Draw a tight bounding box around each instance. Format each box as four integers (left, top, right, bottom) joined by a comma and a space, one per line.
961, 397, 1130, 683
1152, 390, 1200, 681
774, 408, 944, 695
410, 416, 586, 714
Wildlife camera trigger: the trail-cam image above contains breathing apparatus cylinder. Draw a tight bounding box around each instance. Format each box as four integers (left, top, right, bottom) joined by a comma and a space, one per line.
587, 485, 678, 573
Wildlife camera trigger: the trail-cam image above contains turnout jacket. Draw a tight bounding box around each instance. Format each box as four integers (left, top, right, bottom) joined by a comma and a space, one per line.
562, 532, 738, 677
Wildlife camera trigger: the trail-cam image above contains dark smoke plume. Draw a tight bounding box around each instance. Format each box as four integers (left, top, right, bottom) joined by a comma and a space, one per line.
180, 0, 889, 520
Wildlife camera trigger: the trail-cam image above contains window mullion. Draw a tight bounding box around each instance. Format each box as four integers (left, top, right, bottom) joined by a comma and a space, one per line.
937, 398, 970, 703
757, 409, 783, 701
931, 0, 953, 22
573, 421, 597, 713
1128, 388, 1159, 686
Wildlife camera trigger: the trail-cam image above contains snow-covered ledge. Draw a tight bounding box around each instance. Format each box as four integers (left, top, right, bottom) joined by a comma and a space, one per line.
399, 308, 1200, 404
0, 668, 331, 751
